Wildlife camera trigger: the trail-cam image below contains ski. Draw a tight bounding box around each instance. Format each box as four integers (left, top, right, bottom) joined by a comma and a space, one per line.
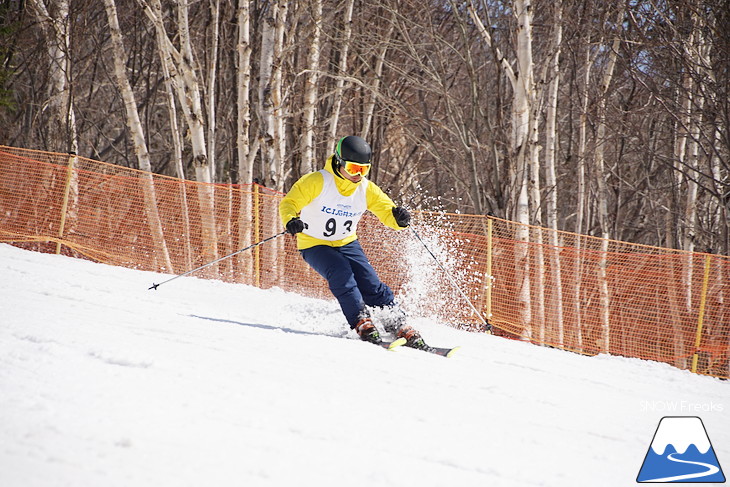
380, 337, 407, 350
427, 345, 460, 357
412, 345, 460, 357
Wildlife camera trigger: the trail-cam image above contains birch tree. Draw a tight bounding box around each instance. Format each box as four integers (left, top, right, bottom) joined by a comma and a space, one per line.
544, 0, 565, 346
327, 0, 355, 152
237, 0, 256, 282
137, 0, 218, 264
272, 1, 289, 191
570, 3, 602, 352
679, 11, 712, 316
259, 10, 276, 187
360, 16, 394, 142
300, 0, 322, 174
593, 4, 625, 353
102, 0, 173, 272
256, 1, 289, 287
207, 0, 220, 182
469, 0, 537, 337
237, 0, 255, 185
26, 0, 78, 154
258, 1, 289, 190
27, 0, 80, 255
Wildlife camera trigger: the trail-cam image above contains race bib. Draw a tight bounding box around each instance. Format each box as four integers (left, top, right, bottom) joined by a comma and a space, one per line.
299, 170, 368, 241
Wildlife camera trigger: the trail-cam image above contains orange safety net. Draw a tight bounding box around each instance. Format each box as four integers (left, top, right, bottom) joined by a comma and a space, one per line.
2, 145, 728, 378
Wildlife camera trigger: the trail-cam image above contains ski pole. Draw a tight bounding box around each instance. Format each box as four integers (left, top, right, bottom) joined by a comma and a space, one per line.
148, 230, 287, 290
410, 226, 492, 330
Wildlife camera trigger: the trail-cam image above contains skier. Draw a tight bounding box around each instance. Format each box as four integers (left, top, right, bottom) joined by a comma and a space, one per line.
279, 135, 428, 349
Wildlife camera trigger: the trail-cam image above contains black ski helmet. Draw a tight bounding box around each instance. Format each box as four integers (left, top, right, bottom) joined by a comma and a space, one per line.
335, 136, 372, 165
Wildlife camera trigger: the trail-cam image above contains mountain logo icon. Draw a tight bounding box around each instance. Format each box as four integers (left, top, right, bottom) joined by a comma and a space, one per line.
637, 416, 725, 483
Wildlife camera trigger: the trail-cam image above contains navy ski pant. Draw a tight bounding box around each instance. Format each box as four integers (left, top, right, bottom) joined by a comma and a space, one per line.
300, 240, 395, 328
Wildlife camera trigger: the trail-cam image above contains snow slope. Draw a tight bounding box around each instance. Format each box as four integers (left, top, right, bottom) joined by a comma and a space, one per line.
0, 243, 727, 487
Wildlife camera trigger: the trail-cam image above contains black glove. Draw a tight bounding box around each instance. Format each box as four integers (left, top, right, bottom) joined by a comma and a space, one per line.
286, 217, 307, 235
392, 206, 411, 227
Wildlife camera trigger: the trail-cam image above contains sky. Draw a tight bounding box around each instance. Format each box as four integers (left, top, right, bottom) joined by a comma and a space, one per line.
0, 243, 728, 487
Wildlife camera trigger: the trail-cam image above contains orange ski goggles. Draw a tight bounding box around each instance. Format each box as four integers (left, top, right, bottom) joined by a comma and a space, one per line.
342, 160, 371, 177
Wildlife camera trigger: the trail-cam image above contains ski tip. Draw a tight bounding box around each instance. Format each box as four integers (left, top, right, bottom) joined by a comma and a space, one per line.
444, 346, 461, 358
386, 337, 407, 350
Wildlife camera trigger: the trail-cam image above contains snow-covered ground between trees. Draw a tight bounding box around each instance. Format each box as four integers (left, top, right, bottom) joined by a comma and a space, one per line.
0, 243, 727, 486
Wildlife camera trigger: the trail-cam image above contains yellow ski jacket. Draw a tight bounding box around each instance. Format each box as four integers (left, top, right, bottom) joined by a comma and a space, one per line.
279, 155, 405, 250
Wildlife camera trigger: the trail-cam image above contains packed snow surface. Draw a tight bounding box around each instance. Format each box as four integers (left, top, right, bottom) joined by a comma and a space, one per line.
0, 243, 727, 486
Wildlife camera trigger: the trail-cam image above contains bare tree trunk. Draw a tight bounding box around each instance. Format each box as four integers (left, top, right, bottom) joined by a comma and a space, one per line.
593, 5, 625, 354
177, 0, 218, 266
673, 61, 692, 314
155, 7, 191, 271
710, 131, 726, 253
138, 0, 218, 265
573, 30, 595, 352
237, 0, 254, 185
207, 0, 220, 182
514, 149, 532, 339
300, 0, 322, 175
469, 0, 536, 337
258, 1, 288, 191
237, 0, 254, 282
327, 0, 355, 152
272, 1, 288, 191
103, 0, 173, 272
361, 19, 394, 141
173, 0, 210, 183
271, 1, 289, 284
527, 109, 545, 343
259, 10, 276, 187
594, 7, 624, 242
513, 0, 536, 339
544, 0, 565, 346
576, 39, 592, 240
27, 0, 78, 154
161, 68, 185, 181
680, 11, 710, 311
27, 0, 80, 253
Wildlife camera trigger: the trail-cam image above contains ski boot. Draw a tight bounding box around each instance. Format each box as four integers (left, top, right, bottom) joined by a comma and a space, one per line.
396, 325, 431, 351
354, 317, 383, 344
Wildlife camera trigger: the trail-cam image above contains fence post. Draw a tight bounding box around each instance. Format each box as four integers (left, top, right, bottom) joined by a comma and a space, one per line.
254, 183, 261, 288
691, 254, 712, 373
486, 217, 493, 321
56, 152, 77, 254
